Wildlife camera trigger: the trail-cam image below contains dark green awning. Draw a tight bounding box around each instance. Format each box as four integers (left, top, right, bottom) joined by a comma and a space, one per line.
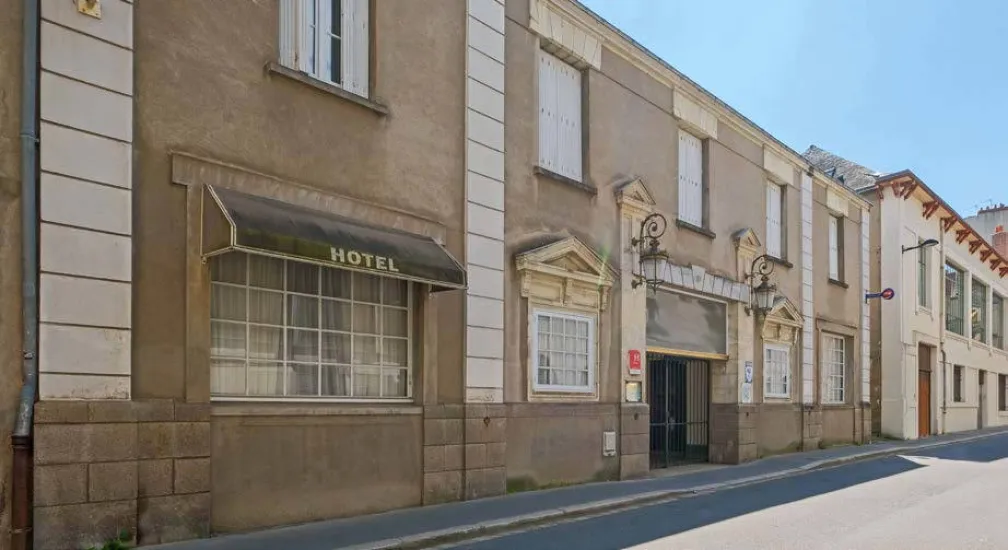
202, 186, 466, 291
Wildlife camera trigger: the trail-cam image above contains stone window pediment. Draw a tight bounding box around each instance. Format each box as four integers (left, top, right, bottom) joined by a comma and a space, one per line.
762, 296, 803, 343
516, 236, 617, 312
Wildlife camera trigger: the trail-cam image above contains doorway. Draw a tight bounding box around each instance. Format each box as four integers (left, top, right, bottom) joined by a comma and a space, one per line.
978, 370, 986, 429
648, 353, 710, 468
917, 344, 931, 438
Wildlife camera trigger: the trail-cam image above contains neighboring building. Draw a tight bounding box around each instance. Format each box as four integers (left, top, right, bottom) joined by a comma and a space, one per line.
4, 1, 874, 549
966, 204, 1008, 242
807, 147, 1008, 440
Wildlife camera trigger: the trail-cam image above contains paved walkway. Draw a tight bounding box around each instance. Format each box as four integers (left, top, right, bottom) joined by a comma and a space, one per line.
153, 427, 1008, 550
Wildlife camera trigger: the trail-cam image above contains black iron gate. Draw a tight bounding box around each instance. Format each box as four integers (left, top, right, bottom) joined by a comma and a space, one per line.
648, 353, 710, 468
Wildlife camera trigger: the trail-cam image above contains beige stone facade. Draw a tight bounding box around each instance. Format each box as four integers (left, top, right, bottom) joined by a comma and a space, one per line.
2, 0, 875, 547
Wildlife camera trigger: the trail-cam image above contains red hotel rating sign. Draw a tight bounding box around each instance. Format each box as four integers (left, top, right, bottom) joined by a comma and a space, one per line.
628, 349, 642, 375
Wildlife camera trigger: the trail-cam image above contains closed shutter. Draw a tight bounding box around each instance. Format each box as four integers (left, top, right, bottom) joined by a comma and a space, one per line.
342, 0, 369, 97
828, 217, 839, 279
538, 50, 558, 174
279, 0, 299, 69
766, 184, 782, 258
538, 50, 581, 181
678, 131, 703, 226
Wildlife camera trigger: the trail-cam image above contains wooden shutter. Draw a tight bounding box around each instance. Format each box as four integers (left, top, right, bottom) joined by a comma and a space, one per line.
829, 216, 839, 279
279, 0, 301, 69
538, 50, 581, 181
766, 184, 782, 258
342, 0, 370, 97
678, 131, 703, 226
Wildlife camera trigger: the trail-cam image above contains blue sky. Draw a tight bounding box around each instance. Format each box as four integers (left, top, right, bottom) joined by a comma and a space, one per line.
580, 0, 1008, 215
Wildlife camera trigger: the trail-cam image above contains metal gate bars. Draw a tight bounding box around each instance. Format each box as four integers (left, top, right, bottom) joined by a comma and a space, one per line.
648, 353, 710, 468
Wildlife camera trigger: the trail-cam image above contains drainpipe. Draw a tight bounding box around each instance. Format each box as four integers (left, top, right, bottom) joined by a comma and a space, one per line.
12, 0, 40, 548
938, 232, 947, 434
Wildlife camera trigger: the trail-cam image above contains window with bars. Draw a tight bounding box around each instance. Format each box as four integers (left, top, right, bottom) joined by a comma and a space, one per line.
279, 0, 369, 97
537, 49, 583, 182
209, 252, 412, 400
532, 310, 594, 393
917, 241, 930, 308
678, 131, 704, 227
821, 334, 846, 404
972, 278, 988, 343
953, 365, 964, 402
945, 263, 965, 335
763, 344, 790, 399
828, 215, 844, 281
766, 183, 785, 259
994, 294, 1005, 350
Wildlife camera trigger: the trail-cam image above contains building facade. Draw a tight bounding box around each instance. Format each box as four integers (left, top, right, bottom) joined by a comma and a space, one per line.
966, 205, 1008, 242
808, 148, 1008, 440
4, 0, 873, 548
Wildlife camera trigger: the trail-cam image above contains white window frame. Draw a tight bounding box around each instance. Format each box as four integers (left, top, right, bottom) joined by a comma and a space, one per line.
678, 130, 704, 227
828, 215, 842, 281
821, 333, 846, 404
766, 182, 784, 259
530, 308, 596, 394
209, 252, 413, 402
917, 241, 931, 309
537, 49, 583, 182
279, 0, 370, 97
763, 343, 791, 399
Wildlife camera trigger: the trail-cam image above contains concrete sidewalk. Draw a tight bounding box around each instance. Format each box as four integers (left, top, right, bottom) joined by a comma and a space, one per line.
154, 427, 1008, 550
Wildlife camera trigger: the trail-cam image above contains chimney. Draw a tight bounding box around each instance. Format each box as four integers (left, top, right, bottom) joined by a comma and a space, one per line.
995, 226, 1008, 258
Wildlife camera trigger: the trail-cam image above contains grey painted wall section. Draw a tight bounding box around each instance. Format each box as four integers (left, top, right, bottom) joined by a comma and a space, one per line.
38, 0, 134, 399
465, 0, 506, 403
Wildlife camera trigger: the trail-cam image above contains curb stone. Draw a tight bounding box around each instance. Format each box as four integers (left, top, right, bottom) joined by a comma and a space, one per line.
341, 428, 1008, 550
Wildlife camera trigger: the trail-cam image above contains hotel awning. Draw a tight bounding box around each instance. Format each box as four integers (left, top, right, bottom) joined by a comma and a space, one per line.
202, 186, 466, 291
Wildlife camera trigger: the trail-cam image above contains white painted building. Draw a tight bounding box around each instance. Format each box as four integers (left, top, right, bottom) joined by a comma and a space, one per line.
806, 149, 1008, 440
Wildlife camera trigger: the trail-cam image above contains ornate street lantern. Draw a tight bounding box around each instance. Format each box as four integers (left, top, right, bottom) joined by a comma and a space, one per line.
746, 254, 777, 316
631, 213, 669, 293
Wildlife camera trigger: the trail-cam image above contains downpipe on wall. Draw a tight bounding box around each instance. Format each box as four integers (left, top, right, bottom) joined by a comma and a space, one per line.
12, 0, 40, 548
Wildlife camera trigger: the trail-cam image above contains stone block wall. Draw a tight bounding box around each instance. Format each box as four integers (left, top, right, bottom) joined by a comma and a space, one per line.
422, 403, 506, 503
33, 400, 210, 549
619, 403, 649, 479
463, 404, 506, 499
422, 404, 464, 504
803, 408, 823, 450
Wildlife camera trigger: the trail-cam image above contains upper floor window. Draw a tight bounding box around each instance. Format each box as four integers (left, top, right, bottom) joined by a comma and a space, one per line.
828, 215, 844, 281
538, 49, 582, 182
765, 183, 785, 259
972, 278, 988, 343
280, 0, 370, 97
917, 242, 931, 309
994, 294, 1005, 350
678, 131, 704, 228
945, 263, 965, 335
209, 252, 412, 400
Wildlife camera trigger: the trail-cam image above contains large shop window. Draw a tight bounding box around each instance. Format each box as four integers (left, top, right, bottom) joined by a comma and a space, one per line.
678, 131, 704, 227
280, 0, 370, 97
532, 310, 595, 393
537, 49, 583, 182
971, 278, 988, 343
821, 334, 846, 404
994, 294, 1005, 350
763, 344, 791, 399
945, 263, 965, 336
210, 253, 412, 399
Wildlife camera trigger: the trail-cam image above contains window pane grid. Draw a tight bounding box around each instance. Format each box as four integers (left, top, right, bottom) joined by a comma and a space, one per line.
993, 295, 1004, 350
971, 278, 988, 343
945, 264, 965, 335
534, 312, 592, 391
210, 253, 411, 399
822, 335, 845, 404
764, 346, 790, 398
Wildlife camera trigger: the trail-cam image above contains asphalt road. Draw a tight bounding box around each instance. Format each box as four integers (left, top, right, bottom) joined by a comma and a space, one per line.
442, 433, 1008, 550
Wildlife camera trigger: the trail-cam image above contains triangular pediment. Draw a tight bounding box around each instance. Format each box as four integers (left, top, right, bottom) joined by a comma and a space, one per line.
732, 227, 762, 251
766, 295, 803, 328
615, 177, 656, 214
515, 236, 617, 287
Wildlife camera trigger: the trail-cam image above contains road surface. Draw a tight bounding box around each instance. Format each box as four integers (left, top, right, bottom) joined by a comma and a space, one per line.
441, 433, 1008, 550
